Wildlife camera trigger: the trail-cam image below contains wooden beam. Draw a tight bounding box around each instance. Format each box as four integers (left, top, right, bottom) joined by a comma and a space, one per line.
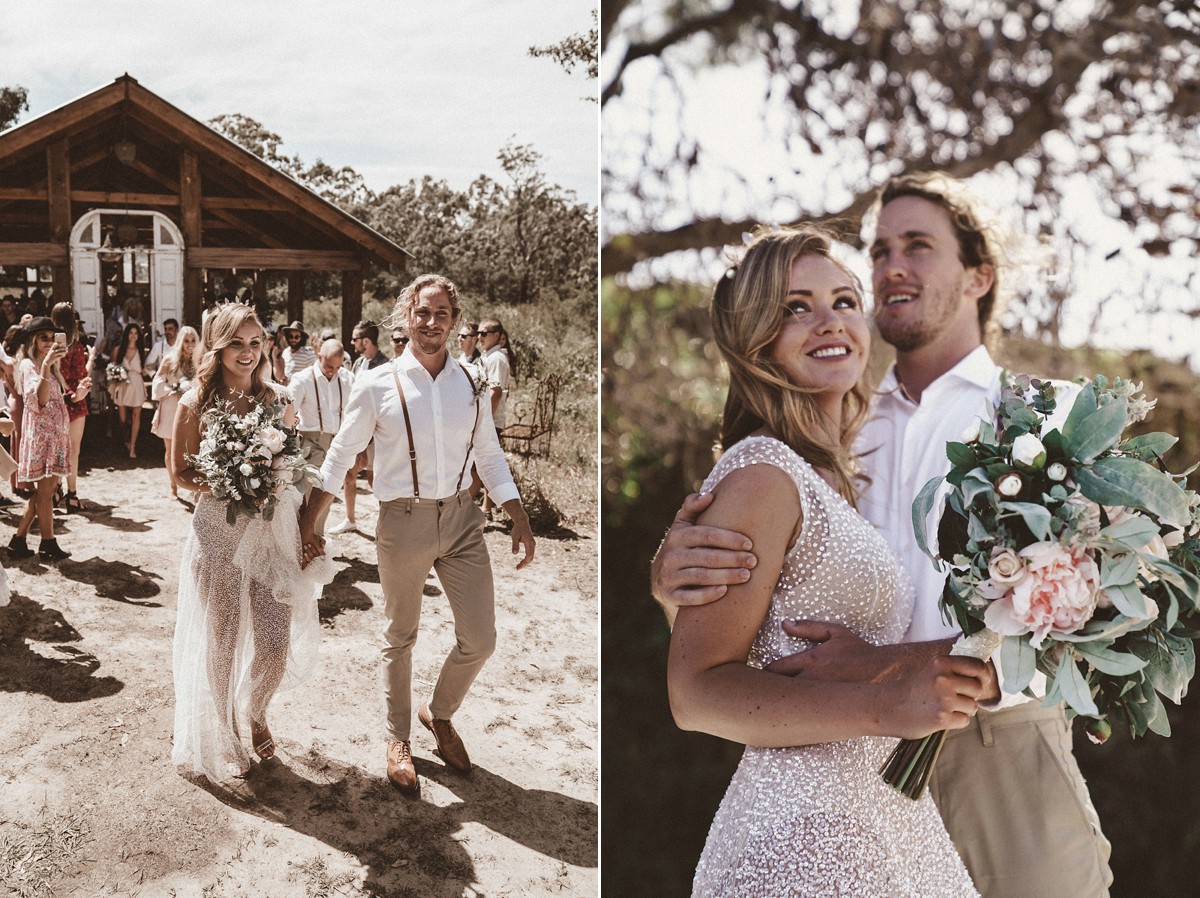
253, 270, 269, 323
69, 145, 114, 174
0, 243, 69, 265
71, 189, 179, 206
0, 79, 124, 164
206, 207, 288, 248
0, 187, 47, 201
186, 248, 364, 271
202, 196, 286, 211
47, 139, 73, 304
47, 139, 72, 243
287, 272, 304, 324
180, 149, 203, 328
128, 156, 180, 193
341, 269, 363, 345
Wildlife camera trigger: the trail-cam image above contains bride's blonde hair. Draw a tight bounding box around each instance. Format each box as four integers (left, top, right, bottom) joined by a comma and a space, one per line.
193, 305, 275, 412
711, 225, 872, 505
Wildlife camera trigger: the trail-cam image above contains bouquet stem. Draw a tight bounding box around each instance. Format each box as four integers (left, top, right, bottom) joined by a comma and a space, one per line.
880, 628, 1002, 800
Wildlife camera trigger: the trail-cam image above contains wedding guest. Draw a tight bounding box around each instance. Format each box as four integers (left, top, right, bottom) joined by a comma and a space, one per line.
109, 322, 147, 458
390, 326, 409, 354
338, 320, 389, 533
652, 172, 1112, 898
150, 325, 199, 499
0, 296, 20, 333
279, 320, 316, 382
50, 303, 91, 513
263, 327, 286, 383
456, 321, 480, 372
171, 304, 323, 781
299, 274, 536, 794
145, 318, 179, 375
3, 325, 24, 496
477, 318, 512, 516
6, 317, 90, 562
664, 224, 983, 895
289, 338, 353, 535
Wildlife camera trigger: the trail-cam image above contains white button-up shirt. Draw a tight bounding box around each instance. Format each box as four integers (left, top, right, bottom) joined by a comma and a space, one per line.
479, 345, 511, 429
857, 346, 1065, 707
289, 365, 353, 435
318, 352, 518, 505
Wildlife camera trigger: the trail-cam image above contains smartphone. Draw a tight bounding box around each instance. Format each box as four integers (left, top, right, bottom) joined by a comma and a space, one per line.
53, 332, 67, 346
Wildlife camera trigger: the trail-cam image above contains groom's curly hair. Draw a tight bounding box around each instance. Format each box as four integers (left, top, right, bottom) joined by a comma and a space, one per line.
874, 172, 1008, 347
383, 274, 463, 334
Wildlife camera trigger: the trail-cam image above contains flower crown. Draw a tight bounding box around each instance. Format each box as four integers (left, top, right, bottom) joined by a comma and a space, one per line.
721, 225, 782, 280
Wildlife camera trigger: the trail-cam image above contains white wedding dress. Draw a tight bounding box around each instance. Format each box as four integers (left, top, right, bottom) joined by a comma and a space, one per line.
171, 394, 334, 782
690, 437, 979, 898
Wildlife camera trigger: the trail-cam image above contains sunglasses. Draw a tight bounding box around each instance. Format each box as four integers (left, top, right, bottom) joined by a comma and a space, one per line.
457, 333, 473, 340
392, 336, 409, 344
477, 329, 498, 336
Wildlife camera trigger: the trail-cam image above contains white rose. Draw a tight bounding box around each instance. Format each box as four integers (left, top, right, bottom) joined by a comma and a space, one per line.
996, 473, 1024, 497
987, 547, 1027, 586
239, 463, 254, 476
1011, 433, 1047, 469
259, 426, 285, 454
960, 418, 982, 443
250, 478, 261, 490
1046, 462, 1068, 481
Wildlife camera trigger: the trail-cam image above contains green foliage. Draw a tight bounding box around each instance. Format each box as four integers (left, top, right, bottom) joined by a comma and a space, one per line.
0, 85, 29, 132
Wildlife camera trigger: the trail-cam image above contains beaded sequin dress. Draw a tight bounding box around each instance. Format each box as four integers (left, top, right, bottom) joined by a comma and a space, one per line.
171, 390, 332, 782
690, 437, 978, 898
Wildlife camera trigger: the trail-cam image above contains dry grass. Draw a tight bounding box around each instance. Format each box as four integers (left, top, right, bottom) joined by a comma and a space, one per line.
0, 809, 89, 898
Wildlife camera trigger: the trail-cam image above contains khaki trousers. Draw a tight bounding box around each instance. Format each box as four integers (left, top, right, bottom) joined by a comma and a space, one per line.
929, 702, 1113, 898
376, 490, 495, 741
301, 431, 334, 534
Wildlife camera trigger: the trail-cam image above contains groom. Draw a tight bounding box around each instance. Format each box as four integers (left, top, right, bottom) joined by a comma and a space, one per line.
652, 172, 1112, 898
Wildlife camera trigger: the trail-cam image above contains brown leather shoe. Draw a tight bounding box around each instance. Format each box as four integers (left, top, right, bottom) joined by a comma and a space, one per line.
418, 703, 471, 772
386, 739, 418, 793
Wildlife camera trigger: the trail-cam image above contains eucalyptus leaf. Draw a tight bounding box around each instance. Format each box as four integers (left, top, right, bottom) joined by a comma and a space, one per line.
1075, 457, 1191, 527
912, 475, 945, 567
1103, 582, 1153, 618
1122, 432, 1178, 460
946, 441, 977, 468
1100, 516, 1159, 549
1054, 614, 1153, 642
960, 469, 994, 507
1054, 650, 1100, 717
999, 635, 1036, 694
998, 501, 1053, 540
1062, 394, 1129, 463
1074, 643, 1148, 676
1060, 382, 1098, 445
1144, 690, 1171, 737
1099, 551, 1139, 590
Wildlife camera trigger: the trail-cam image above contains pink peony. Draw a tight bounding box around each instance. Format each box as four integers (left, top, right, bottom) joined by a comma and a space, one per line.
983, 541, 1101, 648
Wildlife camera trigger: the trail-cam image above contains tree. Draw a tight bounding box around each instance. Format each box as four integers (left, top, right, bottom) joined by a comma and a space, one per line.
0, 85, 29, 132
530, 9, 599, 86
602, 1, 1200, 347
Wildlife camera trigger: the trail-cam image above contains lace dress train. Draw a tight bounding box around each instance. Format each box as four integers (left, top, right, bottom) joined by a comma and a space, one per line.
690, 437, 978, 898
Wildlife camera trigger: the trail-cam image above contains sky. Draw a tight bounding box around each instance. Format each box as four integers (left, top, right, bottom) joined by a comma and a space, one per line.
1, 0, 598, 206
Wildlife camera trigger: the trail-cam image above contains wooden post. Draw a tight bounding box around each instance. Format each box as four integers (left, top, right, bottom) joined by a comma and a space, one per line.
341, 268, 363, 346
47, 139, 72, 304
253, 271, 269, 324
287, 273, 304, 324
180, 150, 203, 327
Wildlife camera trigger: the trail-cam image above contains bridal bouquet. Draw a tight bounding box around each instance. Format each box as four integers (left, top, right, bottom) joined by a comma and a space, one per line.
174, 376, 193, 396
105, 363, 128, 384
186, 399, 319, 524
882, 374, 1200, 799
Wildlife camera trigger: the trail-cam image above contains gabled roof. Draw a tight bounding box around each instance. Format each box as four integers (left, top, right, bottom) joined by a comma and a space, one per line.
0, 74, 410, 270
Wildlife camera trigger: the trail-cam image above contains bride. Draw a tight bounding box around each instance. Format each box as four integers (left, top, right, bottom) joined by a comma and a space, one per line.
170, 304, 325, 781
668, 226, 986, 896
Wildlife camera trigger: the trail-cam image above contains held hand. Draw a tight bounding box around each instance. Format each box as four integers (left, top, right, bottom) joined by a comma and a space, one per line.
650, 492, 757, 610
298, 520, 326, 569
882, 655, 988, 740
766, 620, 888, 682
74, 377, 93, 401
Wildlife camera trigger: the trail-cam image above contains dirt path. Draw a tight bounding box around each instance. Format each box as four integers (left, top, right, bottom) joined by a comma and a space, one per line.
0, 437, 597, 898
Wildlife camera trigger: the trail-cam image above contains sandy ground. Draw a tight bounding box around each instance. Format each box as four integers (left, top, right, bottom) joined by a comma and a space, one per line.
0, 433, 597, 898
